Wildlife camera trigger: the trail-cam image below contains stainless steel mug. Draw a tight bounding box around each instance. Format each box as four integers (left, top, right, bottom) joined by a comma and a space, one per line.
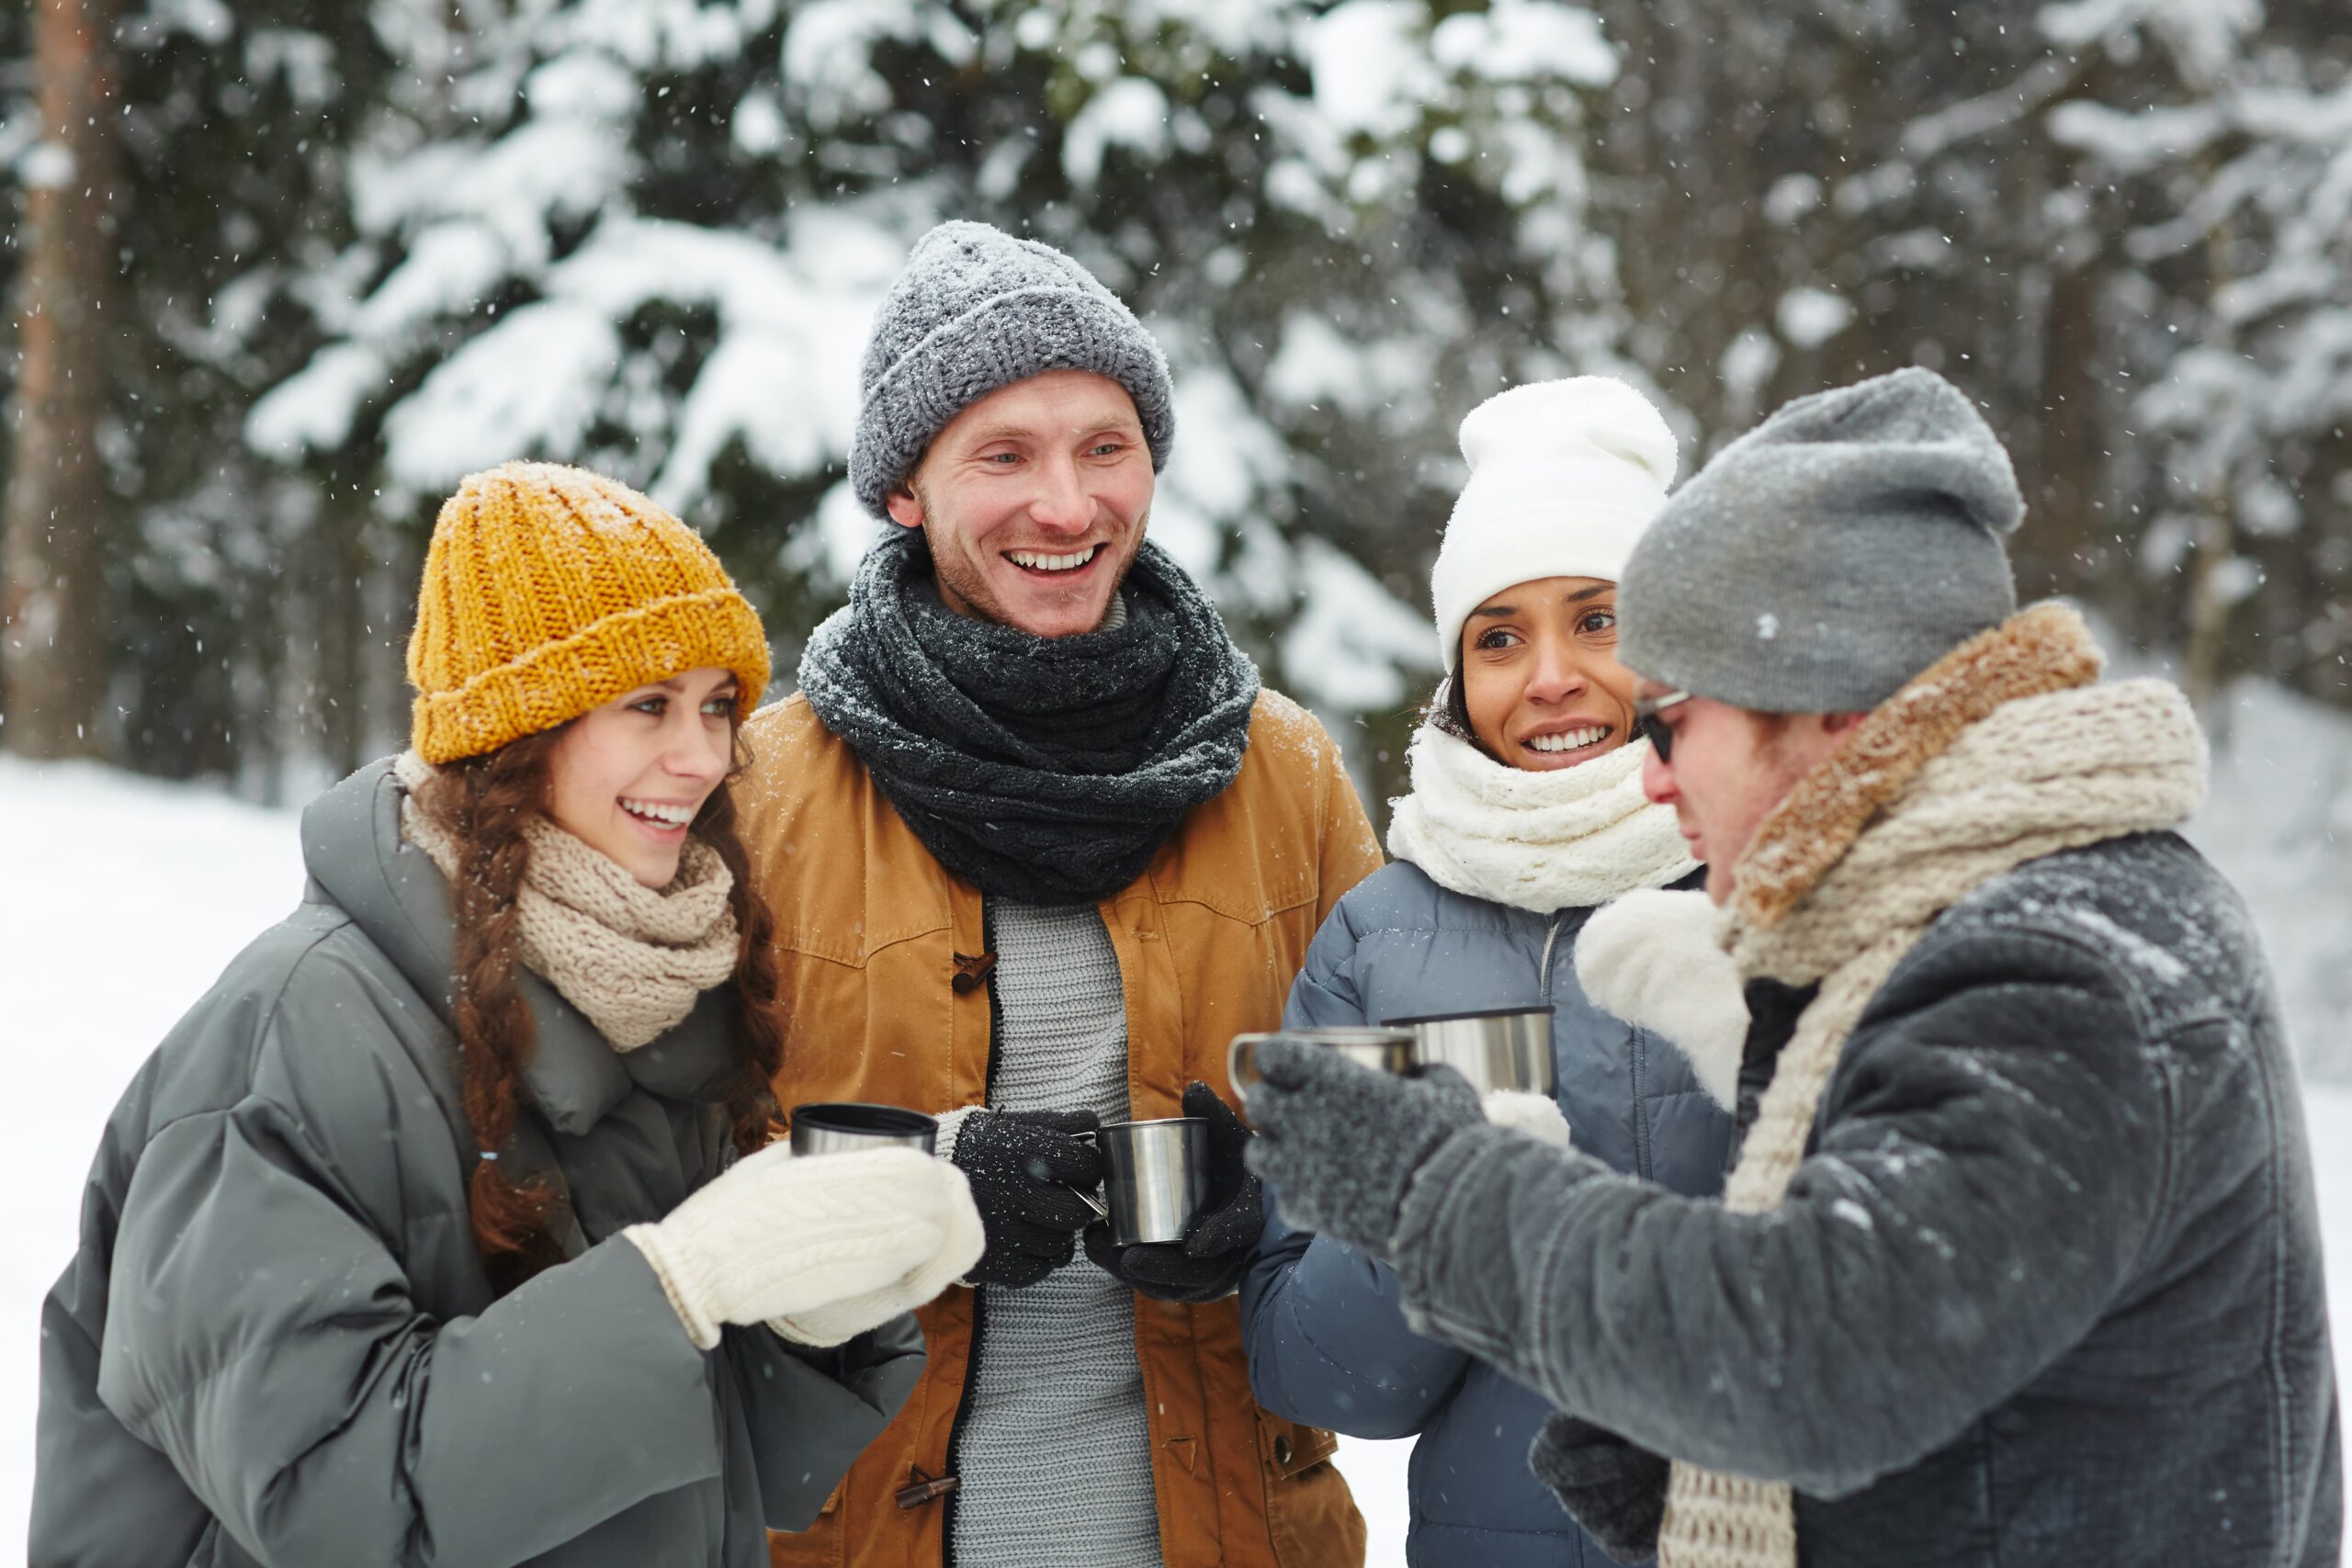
1227, 1026, 1416, 1092
788, 1101, 939, 1156
1094, 1116, 1210, 1246
1386, 1007, 1555, 1095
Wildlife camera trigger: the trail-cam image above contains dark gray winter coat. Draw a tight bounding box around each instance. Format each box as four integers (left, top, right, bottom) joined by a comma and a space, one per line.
1240, 859, 1733, 1565
1390, 832, 2343, 1566
32, 760, 922, 1568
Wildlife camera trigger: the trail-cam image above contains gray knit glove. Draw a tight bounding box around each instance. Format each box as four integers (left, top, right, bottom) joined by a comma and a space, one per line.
1527, 1414, 1670, 1564
1241, 1038, 1483, 1259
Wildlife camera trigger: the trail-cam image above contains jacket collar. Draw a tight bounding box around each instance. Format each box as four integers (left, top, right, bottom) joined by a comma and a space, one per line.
302, 759, 741, 1135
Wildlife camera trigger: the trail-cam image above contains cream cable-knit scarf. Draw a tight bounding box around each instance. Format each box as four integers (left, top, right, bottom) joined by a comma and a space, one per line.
1386, 721, 1694, 913
391, 751, 741, 1052
1651, 603, 2209, 1568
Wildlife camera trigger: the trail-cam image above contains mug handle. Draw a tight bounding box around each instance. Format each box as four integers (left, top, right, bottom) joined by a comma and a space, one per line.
1062, 1129, 1110, 1218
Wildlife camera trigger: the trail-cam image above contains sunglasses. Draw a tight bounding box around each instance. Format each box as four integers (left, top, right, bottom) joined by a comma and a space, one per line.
1631, 690, 1692, 761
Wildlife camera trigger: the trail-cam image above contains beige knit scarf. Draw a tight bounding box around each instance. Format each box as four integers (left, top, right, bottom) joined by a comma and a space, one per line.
1653, 603, 2209, 1568
392, 751, 741, 1052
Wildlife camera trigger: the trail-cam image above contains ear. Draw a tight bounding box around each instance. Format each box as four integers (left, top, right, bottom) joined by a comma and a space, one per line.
883, 487, 924, 530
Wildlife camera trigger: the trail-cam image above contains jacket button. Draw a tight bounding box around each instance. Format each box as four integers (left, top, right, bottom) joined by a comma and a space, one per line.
1272, 1435, 1293, 1466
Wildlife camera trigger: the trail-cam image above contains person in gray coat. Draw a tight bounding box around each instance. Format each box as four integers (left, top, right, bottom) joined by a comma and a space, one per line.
32, 462, 984, 1568
1241, 379, 1736, 1566
1243, 369, 2340, 1567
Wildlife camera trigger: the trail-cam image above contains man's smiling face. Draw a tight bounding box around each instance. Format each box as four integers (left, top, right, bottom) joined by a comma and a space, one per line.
885, 368, 1154, 638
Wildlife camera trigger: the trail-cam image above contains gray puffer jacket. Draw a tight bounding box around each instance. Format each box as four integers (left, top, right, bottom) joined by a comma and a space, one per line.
1391, 832, 2343, 1566
1240, 858, 1733, 1565
33, 760, 922, 1568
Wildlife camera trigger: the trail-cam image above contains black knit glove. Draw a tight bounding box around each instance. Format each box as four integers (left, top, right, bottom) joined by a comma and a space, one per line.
1085, 1082, 1263, 1303
1241, 1036, 1483, 1259
945, 1108, 1102, 1288
1526, 1413, 1669, 1565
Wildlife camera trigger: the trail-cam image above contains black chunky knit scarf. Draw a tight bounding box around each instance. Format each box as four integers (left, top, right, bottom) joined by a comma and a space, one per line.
798, 529, 1260, 906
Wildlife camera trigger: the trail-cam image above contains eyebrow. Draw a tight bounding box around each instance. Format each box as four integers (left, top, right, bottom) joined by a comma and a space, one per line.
959, 420, 1143, 448
1471, 585, 1613, 620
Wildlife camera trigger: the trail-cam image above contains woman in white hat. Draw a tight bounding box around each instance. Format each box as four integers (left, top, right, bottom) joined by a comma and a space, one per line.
1239, 379, 1741, 1566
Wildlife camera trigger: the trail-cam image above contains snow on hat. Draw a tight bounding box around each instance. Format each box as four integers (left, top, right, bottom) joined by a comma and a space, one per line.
1616, 366, 2022, 713
407, 462, 770, 763
848, 220, 1176, 518
1430, 378, 1679, 671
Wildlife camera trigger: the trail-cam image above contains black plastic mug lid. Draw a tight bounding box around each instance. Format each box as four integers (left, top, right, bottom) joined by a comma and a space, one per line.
1381, 1005, 1550, 1025
792, 1101, 936, 1136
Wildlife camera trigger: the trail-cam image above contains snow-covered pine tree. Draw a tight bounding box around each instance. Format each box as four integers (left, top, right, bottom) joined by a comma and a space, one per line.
1578, 0, 2348, 713
238, 0, 1635, 795
2039, 0, 2351, 711
7, 0, 2346, 800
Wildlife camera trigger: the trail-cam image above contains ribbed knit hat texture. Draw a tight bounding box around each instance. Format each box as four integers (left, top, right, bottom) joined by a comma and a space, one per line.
1618, 367, 2022, 714
1430, 378, 1678, 671
849, 220, 1176, 517
407, 461, 771, 763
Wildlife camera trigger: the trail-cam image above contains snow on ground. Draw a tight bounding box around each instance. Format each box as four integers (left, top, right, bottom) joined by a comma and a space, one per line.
0, 753, 2342, 1563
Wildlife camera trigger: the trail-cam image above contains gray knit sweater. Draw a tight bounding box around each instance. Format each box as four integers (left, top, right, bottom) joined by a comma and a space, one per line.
949, 898, 1164, 1567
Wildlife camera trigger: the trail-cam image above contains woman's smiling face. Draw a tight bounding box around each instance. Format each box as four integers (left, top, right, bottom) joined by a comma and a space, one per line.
1457, 576, 1639, 772
545, 666, 740, 887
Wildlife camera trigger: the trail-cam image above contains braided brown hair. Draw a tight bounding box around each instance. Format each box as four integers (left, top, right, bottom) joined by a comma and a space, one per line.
413, 727, 786, 1293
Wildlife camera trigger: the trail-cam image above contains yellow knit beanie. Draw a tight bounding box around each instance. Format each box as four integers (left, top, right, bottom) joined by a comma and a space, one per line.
407, 461, 772, 763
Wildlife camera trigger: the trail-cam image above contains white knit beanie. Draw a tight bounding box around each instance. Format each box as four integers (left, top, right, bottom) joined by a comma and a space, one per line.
1430, 378, 1679, 671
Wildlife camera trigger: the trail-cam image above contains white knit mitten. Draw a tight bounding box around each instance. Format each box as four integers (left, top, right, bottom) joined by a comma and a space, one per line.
1481, 1089, 1572, 1149
625, 1143, 984, 1350
764, 1179, 986, 1349
1576, 888, 1748, 1110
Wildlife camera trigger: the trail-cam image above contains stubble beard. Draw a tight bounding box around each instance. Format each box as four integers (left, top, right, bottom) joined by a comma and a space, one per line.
919, 495, 1148, 637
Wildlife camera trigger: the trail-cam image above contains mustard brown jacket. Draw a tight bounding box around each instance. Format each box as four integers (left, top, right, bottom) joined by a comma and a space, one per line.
737, 688, 1382, 1568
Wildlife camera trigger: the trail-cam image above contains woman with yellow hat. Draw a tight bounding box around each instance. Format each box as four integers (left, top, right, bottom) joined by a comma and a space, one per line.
32, 462, 983, 1566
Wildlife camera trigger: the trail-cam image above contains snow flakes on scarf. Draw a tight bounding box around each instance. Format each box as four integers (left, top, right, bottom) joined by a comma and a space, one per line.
797, 528, 1260, 906
1386, 720, 1693, 913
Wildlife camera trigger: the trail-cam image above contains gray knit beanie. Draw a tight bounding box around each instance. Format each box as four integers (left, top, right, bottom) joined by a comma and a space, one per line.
848, 220, 1177, 517
1617, 367, 2022, 714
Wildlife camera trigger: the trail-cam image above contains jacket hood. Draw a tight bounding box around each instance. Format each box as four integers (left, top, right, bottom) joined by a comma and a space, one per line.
300, 759, 743, 1134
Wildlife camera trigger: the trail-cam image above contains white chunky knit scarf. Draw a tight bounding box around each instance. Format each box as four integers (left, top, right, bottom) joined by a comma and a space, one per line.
392, 751, 741, 1052
1654, 603, 2209, 1568
1385, 720, 1694, 913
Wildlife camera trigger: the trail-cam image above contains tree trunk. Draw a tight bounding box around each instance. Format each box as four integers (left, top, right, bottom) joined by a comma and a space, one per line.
2, 0, 119, 758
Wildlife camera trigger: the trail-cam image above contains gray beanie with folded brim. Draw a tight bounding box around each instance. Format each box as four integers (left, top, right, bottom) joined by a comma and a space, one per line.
1617, 366, 2022, 714
850, 220, 1176, 517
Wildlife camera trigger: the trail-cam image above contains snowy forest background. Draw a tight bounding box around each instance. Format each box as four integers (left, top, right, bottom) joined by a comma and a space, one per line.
2, 0, 2349, 1066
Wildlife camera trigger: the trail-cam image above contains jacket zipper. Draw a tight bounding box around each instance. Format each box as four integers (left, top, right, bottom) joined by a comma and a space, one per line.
1538, 910, 1567, 1000
938, 897, 1001, 1567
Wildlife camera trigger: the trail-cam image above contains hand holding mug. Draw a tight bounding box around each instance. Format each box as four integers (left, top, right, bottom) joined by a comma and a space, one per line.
624, 1140, 983, 1349
942, 1107, 1104, 1287
1086, 1082, 1262, 1303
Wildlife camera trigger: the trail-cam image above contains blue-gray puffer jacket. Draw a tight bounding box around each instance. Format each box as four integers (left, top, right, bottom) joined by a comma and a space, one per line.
33, 761, 923, 1568
1239, 858, 1734, 1566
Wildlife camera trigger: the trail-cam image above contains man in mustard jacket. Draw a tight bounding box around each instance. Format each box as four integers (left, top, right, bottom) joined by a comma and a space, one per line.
737, 220, 1377, 1568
